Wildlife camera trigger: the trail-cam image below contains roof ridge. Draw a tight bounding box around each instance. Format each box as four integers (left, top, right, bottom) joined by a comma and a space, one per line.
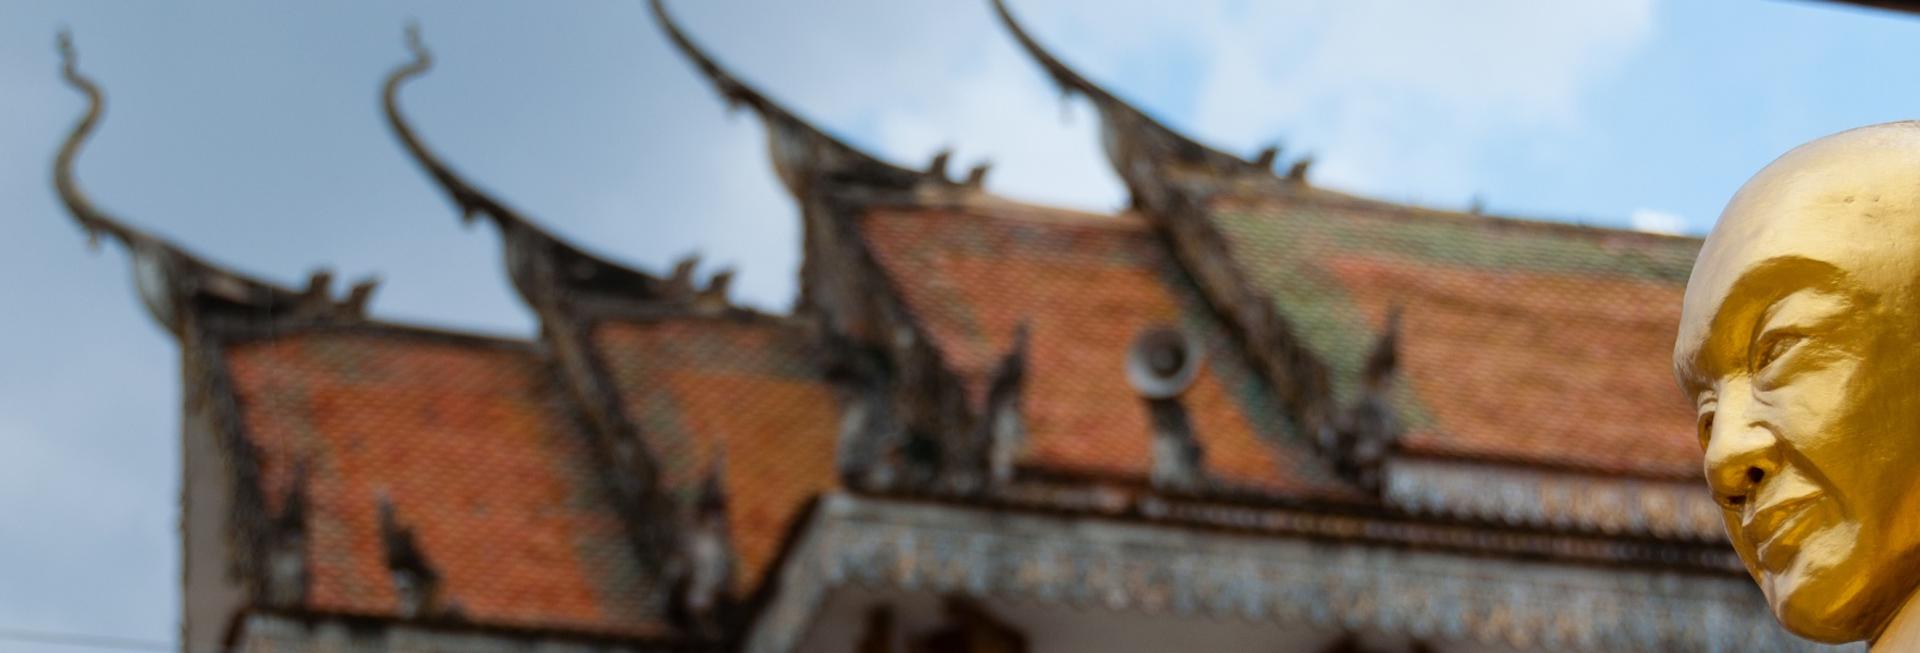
1257, 184, 1706, 247
860, 194, 1148, 231
218, 318, 540, 352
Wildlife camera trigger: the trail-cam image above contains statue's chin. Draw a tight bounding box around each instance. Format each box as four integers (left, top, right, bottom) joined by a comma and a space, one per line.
1766, 557, 1879, 644
1775, 598, 1869, 644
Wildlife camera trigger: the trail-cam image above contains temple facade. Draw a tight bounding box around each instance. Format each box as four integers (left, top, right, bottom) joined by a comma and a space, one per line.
52, 2, 1850, 652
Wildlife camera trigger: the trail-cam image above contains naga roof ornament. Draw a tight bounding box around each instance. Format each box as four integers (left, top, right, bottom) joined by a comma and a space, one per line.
383, 24, 710, 310
55, 31, 374, 335
989, 0, 1306, 206
651, 0, 977, 197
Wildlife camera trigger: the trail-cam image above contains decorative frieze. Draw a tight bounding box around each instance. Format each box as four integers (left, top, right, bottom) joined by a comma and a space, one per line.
747, 493, 1834, 653
237, 613, 680, 653
1383, 458, 1724, 540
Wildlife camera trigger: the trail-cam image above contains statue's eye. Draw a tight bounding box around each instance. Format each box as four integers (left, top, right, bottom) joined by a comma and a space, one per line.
1696, 410, 1715, 449
1754, 333, 1803, 372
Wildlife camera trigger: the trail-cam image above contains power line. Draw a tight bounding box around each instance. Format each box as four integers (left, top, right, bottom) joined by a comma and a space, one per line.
0, 627, 173, 652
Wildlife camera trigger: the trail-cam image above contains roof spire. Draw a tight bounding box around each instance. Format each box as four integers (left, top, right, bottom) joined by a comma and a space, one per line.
55, 31, 373, 332
383, 22, 526, 229
383, 24, 696, 308
55, 29, 144, 252
650, 0, 937, 197
989, 0, 1292, 204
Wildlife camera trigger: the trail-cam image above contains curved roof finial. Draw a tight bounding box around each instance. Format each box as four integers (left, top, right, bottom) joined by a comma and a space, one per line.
381, 24, 698, 308
988, 0, 1276, 199
650, 0, 932, 195
54, 29, 144, 251
53, 32, 375, 330
382, 22, 526, 228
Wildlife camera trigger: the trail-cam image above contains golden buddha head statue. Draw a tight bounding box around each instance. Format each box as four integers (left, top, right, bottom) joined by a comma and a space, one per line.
1675, 121, 1920, 643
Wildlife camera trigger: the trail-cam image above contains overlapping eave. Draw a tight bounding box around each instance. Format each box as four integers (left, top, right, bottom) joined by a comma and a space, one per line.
53, 33, 698, 646
50, 4, 1760, 648
989, 1, 1354, 491
988, 1, 1715, 489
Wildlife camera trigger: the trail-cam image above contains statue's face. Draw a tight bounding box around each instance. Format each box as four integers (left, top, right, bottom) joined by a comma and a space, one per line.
1675, 122, 1920, 643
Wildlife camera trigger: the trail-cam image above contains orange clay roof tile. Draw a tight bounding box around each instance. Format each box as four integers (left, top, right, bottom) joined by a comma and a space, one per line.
858, 205, 1358, 500
591, 318, 840, 593
226, 330, 666, 637
226, 319, 843, 635
1207, 191, 1704, 478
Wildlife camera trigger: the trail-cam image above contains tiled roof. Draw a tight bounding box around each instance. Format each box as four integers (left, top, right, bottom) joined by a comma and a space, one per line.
1206, 190, 1704, 478
858, 204, 1358, 500
592, 318, 841, 593
225, 328, 667, 637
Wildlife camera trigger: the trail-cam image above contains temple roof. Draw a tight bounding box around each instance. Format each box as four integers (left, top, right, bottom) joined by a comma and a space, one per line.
855, 200, 1357, 500
51, 2, 1746, 649
652, 0, 958, 198
589, 316, 841, 593
1205, 188, 1703, 478
988, 2, 1705, 481
226, 325, 671, 637
219, 313, 841, 629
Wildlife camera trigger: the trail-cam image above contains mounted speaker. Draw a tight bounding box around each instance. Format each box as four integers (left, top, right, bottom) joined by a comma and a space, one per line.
1126, 326, 1205, 399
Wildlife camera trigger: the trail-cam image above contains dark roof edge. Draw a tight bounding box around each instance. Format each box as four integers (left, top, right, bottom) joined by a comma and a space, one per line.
1225, 184, 1706, 248
1001, 464, 1717, 544
846, 489, 1736, 572
210, 315, 540, 352
227, 606, 708, 652
1390, 447, 1703, 482
1812, 0, 1920, 16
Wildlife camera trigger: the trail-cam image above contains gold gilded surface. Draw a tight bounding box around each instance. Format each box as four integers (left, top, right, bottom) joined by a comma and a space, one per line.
1675, 122, 1920, 648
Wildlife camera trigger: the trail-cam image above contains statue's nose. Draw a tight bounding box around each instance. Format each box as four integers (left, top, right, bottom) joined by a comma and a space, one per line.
1703, 395, 1780, 512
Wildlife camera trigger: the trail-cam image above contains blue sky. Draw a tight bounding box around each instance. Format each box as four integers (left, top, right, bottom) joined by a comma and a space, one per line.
0, 0, 1915, 649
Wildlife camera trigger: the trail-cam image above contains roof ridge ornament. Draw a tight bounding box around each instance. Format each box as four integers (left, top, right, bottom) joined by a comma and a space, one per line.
988, 0, 1302, 204
1325, 306, 1405, 492
383, 22, 531, 230
55, 31, 374, 333
669, 454, 737, 637
384, 25, 709, 310
981, 322, 1030, 486
650, 0, 943, 197
377, 494, 449, 619
54, 30, 143, 252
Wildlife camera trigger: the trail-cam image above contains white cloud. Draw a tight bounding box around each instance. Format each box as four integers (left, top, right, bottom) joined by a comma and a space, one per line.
798, 0, 1658, 216
673, 0, 1126, 214
1629, 208, 1688, 235
925, 0, 1656, 209
1201, 0, 1654, 202
870, 36, 1121, 212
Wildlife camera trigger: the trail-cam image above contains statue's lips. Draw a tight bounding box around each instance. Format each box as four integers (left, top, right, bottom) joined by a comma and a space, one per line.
1745, 493, 1823, 574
